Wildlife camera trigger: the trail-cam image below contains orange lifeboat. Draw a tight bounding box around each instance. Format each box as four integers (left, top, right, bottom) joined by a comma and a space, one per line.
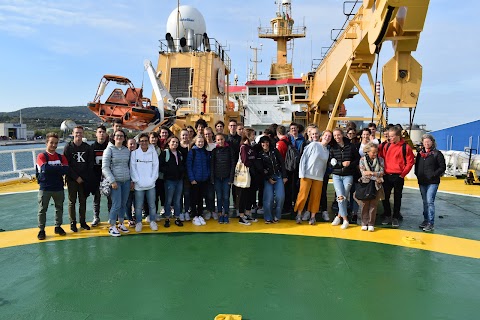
87, 75, 158, 130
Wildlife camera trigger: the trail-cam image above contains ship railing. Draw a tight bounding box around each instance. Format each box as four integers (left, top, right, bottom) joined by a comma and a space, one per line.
258, 25, 306, 37
207, 98, 224, 115
0, 147, 64, 182
175, 98, 202, 116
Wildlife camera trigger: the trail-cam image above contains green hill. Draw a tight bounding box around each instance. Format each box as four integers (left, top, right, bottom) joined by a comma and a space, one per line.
0, 106, 99, 121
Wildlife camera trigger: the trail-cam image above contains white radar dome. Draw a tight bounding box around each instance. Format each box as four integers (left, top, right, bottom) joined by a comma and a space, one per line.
166, 5, 206, 49
60, 119, 77, 132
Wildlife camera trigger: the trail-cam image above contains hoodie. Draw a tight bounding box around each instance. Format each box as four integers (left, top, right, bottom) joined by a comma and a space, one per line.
130, 144, 159, 190
298, 141, 329, 181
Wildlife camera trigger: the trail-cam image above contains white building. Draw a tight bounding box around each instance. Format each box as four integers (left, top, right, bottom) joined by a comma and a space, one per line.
0, 123, 27, 140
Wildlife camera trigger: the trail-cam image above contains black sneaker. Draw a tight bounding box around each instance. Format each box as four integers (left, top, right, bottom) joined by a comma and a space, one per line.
391, 218, 400, 228
80, 222, 91, 230
245, 215, 258, 222
381, 216, 392, 225
423, 223, 434, 232
54, 226, 66, 236
70, 222, 78, 232
174, 218, 183, 227
37, 230, 46, 240
265, 220, 273, 224
164, 219, 170, 228
419, 220, 428, 229
238, 217, 251, 226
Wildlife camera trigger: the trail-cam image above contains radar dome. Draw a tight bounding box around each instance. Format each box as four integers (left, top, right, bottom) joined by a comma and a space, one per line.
166, 5, 206, 50
60, 119, 77, 132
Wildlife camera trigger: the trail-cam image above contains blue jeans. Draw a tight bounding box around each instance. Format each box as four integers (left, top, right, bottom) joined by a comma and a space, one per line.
214, 177, 230, 214
134, 188, 156, 223
263, 174, 285, 221
125, 191, 134, 220
419, 184, 439, 225
332, 175, 353, 218
109, 180, 131, 225
165, 179, 183, 218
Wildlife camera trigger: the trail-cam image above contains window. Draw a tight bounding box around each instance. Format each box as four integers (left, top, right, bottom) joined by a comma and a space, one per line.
257, 87, 267, 95
267, 87, 277, 95
248, 87, 257, 95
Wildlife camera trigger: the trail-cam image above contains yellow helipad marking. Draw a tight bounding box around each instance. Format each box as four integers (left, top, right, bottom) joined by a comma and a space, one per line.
1, 221, 479, 259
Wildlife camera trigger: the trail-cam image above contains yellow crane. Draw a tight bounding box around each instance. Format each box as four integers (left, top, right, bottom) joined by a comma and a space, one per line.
303, 0, 430, 131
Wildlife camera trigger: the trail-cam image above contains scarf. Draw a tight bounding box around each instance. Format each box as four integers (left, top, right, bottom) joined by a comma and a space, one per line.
365, 156, 381, 172
420, 148, 435, 158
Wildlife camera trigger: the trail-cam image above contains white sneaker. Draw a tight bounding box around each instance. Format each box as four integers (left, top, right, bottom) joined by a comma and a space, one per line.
198, 216, 206, 225
160, 208, 165, 215
109, 226, 121, 237
118, 224, 129, 233
155, 214, 162, 222
302, 211, 311, 221
361, 225, 368, 231
135, 222, 143, 232
322, 211, 329, 222
368, 226, 375, 232
192, 217, 202, 226
256, 207, 264, 214
331, 216, 341, 226
212, 212, 219, 220
179, 213, 185, 222
238, 216, 251, 226
204, 212, 212, 220
184, 212, 191, 221
150, 221, 158, 231
145, 216, 150, 223
341, 220, 349, 230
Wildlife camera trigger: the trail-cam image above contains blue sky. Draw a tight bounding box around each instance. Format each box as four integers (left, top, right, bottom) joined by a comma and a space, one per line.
0, 0, 478, 131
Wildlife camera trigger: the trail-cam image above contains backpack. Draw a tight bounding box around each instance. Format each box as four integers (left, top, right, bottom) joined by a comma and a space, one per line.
284, 142, 300, 172
36, 152, 62, 183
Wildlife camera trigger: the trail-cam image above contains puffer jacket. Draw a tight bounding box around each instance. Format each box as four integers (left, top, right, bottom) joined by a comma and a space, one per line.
102, 142, 131, 183
160, 148, 185, 181
415, 148, 446, 185
211, 143, 235, 182
329, 137, 360, 176
187, 146, 210, 182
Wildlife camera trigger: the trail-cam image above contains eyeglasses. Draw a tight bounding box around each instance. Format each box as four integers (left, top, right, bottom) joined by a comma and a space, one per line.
139, 140, 148, 143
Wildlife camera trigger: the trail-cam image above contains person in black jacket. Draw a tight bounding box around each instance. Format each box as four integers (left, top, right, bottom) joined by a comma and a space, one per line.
257, 135, 287, 223
414, 134, 446, 232
329, 128, 360, 230
159, 136, 185, 228
211, 133, 235, 223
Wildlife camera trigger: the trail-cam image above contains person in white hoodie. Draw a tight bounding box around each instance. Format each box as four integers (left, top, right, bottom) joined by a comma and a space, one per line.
294, 129, 332, 225
130, 133, 159, 232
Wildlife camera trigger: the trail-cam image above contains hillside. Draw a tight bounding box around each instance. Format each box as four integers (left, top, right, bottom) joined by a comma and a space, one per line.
0, 106, 99, 121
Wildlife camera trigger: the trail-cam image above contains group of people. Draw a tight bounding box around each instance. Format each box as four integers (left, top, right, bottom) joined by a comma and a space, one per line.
36, 118, 446, 240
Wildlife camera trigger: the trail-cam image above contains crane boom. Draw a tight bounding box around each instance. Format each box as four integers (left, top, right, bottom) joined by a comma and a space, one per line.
304, 0, 429, 130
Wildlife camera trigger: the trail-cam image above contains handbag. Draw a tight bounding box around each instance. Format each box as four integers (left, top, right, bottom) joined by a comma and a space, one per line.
233, 158, 251, 188
355, 180, 377, 200
99, 177, 111, 196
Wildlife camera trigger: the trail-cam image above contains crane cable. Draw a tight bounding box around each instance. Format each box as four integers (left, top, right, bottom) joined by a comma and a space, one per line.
372, 46, 381, 124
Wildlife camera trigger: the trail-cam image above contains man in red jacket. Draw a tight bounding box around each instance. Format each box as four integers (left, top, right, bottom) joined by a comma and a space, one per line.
379, 126, 414, 227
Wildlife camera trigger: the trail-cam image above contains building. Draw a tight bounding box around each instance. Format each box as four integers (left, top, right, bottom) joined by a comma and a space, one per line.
430, 120, 480, 151
0, 123, 27, 140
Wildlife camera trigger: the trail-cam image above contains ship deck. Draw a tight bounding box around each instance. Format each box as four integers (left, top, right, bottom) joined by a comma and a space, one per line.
0, 179, 479, 319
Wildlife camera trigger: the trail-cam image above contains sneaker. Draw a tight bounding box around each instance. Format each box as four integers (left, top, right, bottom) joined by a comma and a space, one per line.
80, 222, 90, 230
341, 220, 349, 230
91, 217, 100, 227
218, 215, 224, 224
322, 211, 329, 222
212, 212, 219, 220
309, 217, 316, 225
155, 214, 162, 222
164, 219, 170, 228
381, 216, 392, 225
179, 213, 185, 222
198, 216, 206, 225
160, 208, 165, 215
245, 215, 258, 222
295, 215, 302, 224
331, 216, 341, 226
118, 224, 129, 233
368, 226, 375, 232
146, 216, 151, 223
175, 218, 183, 227
109, 226, 121, 237
70, 222, 78, 232
391, 218, 400, 228
423, 223, 434, 232
256, 207, 264, 214
223, 215, 230, 224
361, 225, 368, 231
273, 218, 279, 223
302, 211, 311, 221
419, 220, 428, 229
238, 216, 251, 226
54, 226, 66, 236
184, 212, 191, 221
150, 221, 158, 231
192, 217, 202, 226
37, 229, 46, 240
128, 220, 135, 227
204, 211, 212, 220
135, 222, 143, 232
265, 220, 273, 224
